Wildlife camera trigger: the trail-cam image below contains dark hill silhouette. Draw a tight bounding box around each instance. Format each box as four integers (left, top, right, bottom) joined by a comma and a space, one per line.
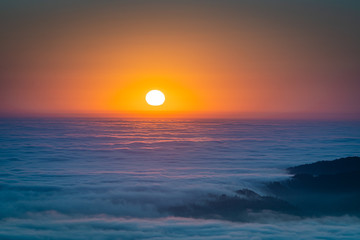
167, 156, 360, 221
287, 156, 360, 175
268, 156, 360, 216
166, 189, 298, 222
269, 156, 360, 193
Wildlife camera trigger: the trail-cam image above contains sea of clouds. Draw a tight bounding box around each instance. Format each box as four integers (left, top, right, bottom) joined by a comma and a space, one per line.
1, 118, 360, 239
2, 215, 360, 240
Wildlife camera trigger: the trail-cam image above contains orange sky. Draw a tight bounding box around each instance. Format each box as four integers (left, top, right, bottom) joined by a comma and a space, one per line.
1, 1, 359, 119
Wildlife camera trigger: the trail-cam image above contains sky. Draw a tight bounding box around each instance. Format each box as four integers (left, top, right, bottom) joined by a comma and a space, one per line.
0, 0, 359, 118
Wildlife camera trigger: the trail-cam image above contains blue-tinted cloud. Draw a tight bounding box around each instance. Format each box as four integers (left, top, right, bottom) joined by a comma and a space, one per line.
1, 215, 360, 240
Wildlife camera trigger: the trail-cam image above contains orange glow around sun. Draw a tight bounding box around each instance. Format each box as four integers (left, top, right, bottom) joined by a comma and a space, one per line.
107, 72, 203, 117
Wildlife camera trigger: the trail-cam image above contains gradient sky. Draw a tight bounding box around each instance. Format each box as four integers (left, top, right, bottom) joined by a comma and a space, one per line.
1, 0, 359, 118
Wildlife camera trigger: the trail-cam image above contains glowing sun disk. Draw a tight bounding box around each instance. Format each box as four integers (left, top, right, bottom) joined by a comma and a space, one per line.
146, 90, 165, 106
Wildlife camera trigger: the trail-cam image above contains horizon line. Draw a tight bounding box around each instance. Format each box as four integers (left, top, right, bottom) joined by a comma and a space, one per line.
1, 111, 359, 121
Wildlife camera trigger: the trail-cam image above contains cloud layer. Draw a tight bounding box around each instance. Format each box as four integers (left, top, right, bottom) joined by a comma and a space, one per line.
1, 215, 360, 240
1, 118, 360, 238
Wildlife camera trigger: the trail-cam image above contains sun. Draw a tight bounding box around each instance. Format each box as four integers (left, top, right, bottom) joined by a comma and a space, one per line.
145, 90, 165, 106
